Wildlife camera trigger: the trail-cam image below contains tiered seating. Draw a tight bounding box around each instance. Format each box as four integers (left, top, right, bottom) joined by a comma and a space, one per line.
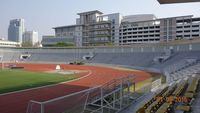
143, 87, 168, 109
136, 80, 196, 113
172, 80, 188, 97
184, 77, 200, 100
165, 59, 197, 75
1, 48, 200, 73
155, 103, 172, 113
136, 87, 168, 113
154, 80, 189, 113
136, 85, 177, 113
166, 61, 199, 83
176, 105, 191, 112
90, 52, 161, 68
153, 51, 200, 70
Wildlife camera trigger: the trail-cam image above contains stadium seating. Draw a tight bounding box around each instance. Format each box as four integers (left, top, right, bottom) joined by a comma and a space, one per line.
89, 52, 162, 67
136, 75, 200, 113
1, 43, 200, 113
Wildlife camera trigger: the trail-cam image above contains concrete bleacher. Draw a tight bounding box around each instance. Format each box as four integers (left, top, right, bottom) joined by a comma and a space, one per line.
89, 52, 161, 67
152, 51, 200, 70
1, 43, 200, 113
0, 45, 200, 74
191, 77, 200, 113
27, 53, 82, 63
135, 75, 200, 113
166, 62, 200, 83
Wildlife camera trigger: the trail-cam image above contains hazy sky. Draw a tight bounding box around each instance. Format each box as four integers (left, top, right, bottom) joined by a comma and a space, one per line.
0, 0, 200, 40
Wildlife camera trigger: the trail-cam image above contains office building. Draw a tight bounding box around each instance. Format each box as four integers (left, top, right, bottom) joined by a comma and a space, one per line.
22, 31, 39, 46
52, 10, 121, 47
50, 10, 200, 47
119, 15, 200, 45
8, 19, 25, 43
53, 25, 82, 47
41, 35, 75, 47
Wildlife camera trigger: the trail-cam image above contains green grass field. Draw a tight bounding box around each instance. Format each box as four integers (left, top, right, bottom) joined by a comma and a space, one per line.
0, 69, 78, 94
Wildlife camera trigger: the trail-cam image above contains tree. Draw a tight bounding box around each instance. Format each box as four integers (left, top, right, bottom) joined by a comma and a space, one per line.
22, 42, 33, 47
55, 42, 75, 47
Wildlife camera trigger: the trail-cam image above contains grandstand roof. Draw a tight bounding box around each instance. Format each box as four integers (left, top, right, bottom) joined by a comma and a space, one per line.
158, 0, 200, 4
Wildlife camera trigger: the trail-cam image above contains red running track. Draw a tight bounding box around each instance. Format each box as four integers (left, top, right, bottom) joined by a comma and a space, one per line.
0, 63, 152, 113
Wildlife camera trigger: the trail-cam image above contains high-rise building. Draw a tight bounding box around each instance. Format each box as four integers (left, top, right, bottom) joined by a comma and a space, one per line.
22, 31, 39, 46
8, 19, 25, 43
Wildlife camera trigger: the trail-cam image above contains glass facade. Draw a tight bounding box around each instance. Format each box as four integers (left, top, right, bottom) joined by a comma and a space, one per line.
8, 19, 25, 43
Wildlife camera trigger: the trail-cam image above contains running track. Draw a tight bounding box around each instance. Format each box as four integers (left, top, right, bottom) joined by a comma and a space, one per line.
0, 63, 152, 113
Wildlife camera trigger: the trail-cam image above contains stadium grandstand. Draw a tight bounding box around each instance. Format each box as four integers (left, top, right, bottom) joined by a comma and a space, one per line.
1, 1, 200, 113
0, 39, 200, 113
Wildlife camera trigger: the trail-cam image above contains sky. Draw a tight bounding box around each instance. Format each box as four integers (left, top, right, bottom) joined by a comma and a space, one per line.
0, 0, 200, 40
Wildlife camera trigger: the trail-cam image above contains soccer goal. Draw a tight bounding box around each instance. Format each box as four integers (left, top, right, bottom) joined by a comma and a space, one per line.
0, 55, 4, 69
26, 76, 136, 113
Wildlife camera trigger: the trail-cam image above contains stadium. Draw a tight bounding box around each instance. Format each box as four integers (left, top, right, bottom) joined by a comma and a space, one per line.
0, 39, 200, 113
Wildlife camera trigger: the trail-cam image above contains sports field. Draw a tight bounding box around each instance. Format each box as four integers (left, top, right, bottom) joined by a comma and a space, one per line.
0, 63, 153, 113
0, 69, 77, 94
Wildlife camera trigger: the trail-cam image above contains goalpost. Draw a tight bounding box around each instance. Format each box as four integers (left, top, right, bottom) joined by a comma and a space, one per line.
0, 55, 4, 69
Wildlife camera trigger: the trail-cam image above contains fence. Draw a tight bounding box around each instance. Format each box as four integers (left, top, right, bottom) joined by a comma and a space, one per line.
27, 76, 135, 113
84, 76, 135, 113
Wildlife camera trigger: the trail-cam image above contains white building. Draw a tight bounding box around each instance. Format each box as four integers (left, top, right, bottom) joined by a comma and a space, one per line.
119, 15, 200, 45
23, 31, 39, 46
0, 40, 21, 47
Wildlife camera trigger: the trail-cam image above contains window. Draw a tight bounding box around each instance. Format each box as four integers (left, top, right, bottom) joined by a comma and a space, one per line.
138, 27, 143, 30
192, 30, 199, 32
192, 25, 199, 27
176, 31, 183, 33
155, 26, 160, 28
177, 26, 183, 29
192, 34, 199, 37
150, 26, 154, 29
184, 26, 190, 28
184, 30, 190, 33
184, 35, 190, 37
